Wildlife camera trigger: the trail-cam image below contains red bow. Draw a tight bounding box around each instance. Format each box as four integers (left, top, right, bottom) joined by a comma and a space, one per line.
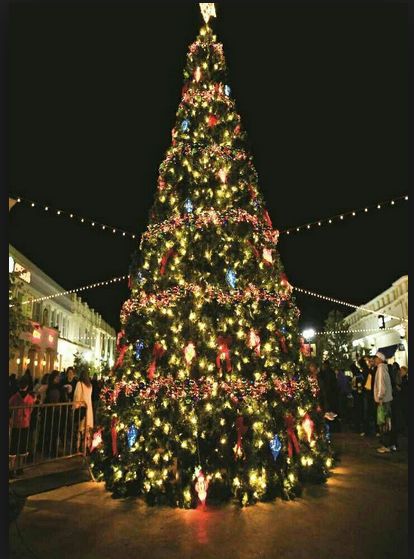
235, 416, 248, 458
147, 342, 165, 380
111, 417, 118, 457
216, 336, 232, 373
285, 414, 300, 458
160, 248, 176, 276
263, 209, 273, 228
275, 330, 288, 353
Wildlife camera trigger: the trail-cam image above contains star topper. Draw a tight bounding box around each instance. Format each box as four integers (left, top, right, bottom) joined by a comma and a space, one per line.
199, 3, 216, 24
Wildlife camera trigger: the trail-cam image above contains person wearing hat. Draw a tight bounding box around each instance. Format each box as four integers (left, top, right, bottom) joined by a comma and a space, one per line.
373, 351, 396, 453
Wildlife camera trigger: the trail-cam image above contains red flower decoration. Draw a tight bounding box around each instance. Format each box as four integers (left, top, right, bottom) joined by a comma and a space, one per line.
208, 114, 219, 127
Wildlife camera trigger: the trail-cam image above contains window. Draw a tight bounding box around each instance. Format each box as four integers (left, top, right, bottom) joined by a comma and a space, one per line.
32, 302, 41, 322
42, 307, 49, 326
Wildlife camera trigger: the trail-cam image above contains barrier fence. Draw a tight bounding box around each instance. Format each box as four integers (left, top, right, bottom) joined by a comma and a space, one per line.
9, 401, 89, 474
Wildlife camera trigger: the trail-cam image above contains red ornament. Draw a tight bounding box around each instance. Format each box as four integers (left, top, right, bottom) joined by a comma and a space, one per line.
234, 124, 241, 135
234, 416, 248, 459
147, 342, 166, 380
208, 114, 219, 127
216, 335, 232, 372
285, 414, 300, 458
160, 248, 176, 276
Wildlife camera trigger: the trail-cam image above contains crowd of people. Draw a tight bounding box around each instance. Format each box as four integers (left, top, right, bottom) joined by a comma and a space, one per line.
308, 352, 408, 452
8, 366, 103, 479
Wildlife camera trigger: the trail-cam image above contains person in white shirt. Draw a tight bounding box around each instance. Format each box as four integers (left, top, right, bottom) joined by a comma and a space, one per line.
73, 369, 94, 451
373, 351, 395, 453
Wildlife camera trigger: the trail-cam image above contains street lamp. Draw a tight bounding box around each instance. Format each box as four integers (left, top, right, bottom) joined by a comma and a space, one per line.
302, 328, 316, 341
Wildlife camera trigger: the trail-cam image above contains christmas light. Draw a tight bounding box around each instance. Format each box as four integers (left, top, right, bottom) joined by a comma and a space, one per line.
199, 3, 216, 24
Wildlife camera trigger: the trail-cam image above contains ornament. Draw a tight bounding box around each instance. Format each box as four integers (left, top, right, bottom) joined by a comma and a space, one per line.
194, 466, 209, 505
275, 330, 288, 353
247, 329, 261, 356
302, 414, 315, 443
127, 425, 139, 449
269, 434, 282, 461
216, 335, 232, 372
234, 124, 241, 135
218, 168, 227, 183
160, 247, 176, 276
181, 119, 190, 132
147, 342, 166, 380
184, 341, 196, 366
208, 114, 218, 127
194, 66, 202, 83
224, 85, 231, 96
263, 209, 273, 228
184, 198, 193, 213
262, 248, 273, 265
111, 417, 118, 456
325, 423, 331, 442
280, 272, 292, 292
285, 414, 300, 458
134, 340, 144, 360
158, 178, 166, 191
199, 3, 216, 24
247, 184, 257, 200
90, 428, 103, 452
225, 269, 237, 289
234, 416, 248, 459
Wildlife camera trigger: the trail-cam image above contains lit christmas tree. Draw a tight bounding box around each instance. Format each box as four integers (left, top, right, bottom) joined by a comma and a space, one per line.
91, 4, 333, 508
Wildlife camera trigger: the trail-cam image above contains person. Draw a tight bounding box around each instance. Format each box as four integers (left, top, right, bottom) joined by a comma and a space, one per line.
358, 357, 375, 437
320, 361, 339, 415
9, 377, 36, 478
9, 374, 18, 398
34, 372, 50, 404
22, 368, 34, 393
44, 371, 68, 458
91, 373, 101, 424
350, 363, 364, 433
63, 366, 78, 401
308, 360, 337, 421
373, 352, 395, 453
336, 368, 351, 425
73, 369, 94, 450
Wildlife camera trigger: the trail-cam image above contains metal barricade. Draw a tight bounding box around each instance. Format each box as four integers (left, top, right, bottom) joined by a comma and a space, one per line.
9, 401, 88, 472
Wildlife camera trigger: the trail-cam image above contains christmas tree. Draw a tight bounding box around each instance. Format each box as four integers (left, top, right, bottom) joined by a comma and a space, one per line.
91, 4, 333, 508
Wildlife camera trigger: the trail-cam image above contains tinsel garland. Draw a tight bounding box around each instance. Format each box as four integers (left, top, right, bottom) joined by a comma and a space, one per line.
121, 281, 295, 323
141, 208, 279, 246
100, 374, 319, 406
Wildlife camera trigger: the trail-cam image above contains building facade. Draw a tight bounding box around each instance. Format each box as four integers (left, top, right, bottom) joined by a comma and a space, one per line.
344, 276, 408, 366
9, 245, 116, 378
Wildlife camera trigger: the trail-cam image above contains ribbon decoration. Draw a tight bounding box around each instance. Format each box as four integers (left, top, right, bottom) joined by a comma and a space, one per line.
111, 417, 118, 456
302, 413, 315, 443
216, 335, 232, 372
262, 248, 273, 266
147, 342, 166, 380
285, 414, 300, 458
275, 329, 288, 353
114, 330, 128, 369
263, 209, 273, 228
160, 248, 176, 276
234, 416, 248, 459
280, 272, 293, 293
247, 329, 261, 356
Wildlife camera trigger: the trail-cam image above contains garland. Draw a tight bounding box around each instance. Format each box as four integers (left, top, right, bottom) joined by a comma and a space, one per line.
101, 374, 320, 406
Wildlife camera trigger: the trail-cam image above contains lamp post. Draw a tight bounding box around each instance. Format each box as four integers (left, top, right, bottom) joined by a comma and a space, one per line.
302, 328, 316, 357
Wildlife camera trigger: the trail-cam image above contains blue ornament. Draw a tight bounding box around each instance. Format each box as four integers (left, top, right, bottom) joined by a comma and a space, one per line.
135, 340, 144, 360
184, 198, 193, 213
225, 269, 237, 289
224, 85, 231, 96
127, 425, 139, 449
181, 119, 190, 132
280, 326, 287, 334
325, 423, 331, 442
269, 434, 282, 461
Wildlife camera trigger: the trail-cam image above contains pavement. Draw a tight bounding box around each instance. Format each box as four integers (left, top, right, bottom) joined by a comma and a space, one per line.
8, 433, 408, 559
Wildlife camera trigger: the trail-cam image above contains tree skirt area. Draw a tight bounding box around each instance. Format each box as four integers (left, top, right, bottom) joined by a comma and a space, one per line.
9, 434, 408, 559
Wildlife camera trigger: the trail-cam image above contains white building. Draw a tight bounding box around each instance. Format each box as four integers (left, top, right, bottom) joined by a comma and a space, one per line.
9, 244, 116, 378
344, 276, 408, 366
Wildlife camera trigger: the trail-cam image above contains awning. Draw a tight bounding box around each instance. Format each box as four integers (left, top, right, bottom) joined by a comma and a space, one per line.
378, 344, 399, 359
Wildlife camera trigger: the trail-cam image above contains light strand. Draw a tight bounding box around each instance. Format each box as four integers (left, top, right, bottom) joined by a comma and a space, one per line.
315, 327, 404, 336
293, 286, 408, 323
10, 193, 408, 243
281, 195, 408, 235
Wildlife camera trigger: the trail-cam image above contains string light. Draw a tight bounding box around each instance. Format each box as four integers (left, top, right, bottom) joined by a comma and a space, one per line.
315, 327, 401, 336
10, 193, 407, 243
293, 286, 408, 323
280, 194, 407, 235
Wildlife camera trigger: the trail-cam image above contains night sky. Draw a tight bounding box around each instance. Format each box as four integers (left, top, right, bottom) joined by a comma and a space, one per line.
9, 2, 408, 333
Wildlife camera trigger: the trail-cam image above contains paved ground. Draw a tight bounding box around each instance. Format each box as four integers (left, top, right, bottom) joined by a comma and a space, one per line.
9, 433, 408, 559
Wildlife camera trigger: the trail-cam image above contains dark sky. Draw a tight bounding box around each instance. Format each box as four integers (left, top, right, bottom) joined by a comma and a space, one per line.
9, 1, 408, 333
